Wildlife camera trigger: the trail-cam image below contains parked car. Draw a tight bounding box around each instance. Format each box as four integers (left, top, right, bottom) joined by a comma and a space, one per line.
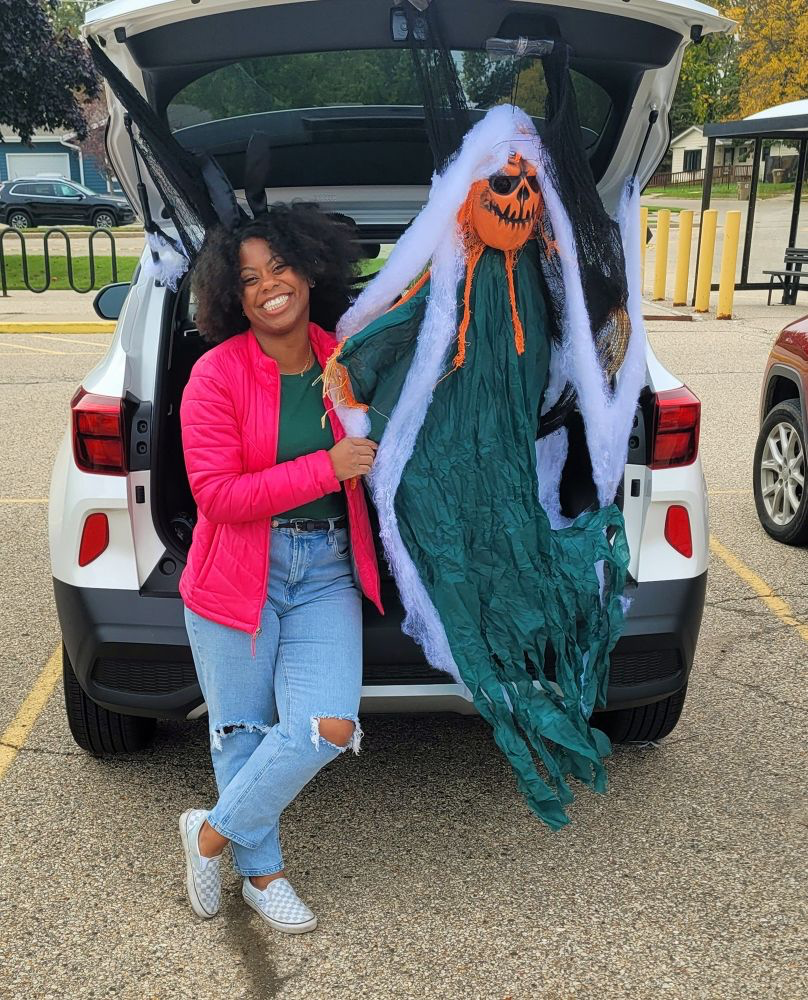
0, 176, 134, 229
754, 313, 808, 544
50, 0, 732, 756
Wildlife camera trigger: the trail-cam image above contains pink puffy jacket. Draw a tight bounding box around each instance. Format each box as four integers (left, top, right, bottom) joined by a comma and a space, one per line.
179, 323, 383, 636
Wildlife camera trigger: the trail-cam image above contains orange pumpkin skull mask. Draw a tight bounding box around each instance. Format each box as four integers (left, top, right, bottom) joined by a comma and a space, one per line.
470, 153, 542, 251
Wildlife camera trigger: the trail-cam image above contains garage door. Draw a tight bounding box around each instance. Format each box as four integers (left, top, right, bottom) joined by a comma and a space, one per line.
6, 152, 71, 181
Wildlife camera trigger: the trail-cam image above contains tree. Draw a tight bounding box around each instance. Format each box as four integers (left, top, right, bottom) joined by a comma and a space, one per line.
669, 24, 740, 137
726, 0, 808, 116
0, 0, 98, 144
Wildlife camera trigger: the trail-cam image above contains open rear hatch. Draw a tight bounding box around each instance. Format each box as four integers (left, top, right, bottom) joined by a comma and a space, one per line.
87, 0, 732, 229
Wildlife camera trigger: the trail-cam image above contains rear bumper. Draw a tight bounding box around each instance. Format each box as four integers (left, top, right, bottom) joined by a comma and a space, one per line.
53, 572, 706, 721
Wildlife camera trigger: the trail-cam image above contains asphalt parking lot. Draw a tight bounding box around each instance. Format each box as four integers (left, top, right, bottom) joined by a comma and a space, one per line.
0, 310, 806, 1000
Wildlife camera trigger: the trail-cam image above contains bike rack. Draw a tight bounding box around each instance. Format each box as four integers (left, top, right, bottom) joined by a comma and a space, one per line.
0, 226, 120, 296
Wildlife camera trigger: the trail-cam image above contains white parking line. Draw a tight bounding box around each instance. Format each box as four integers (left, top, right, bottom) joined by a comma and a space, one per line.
0, 349, 106, 357
28, 334, 109, 349
0, 340, 66, 355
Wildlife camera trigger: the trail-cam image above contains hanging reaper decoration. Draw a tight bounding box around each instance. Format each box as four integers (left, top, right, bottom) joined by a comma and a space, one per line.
322, 97, 648, 829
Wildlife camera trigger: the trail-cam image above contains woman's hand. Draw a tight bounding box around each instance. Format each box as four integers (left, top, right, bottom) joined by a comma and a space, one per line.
328, 438, 378, 481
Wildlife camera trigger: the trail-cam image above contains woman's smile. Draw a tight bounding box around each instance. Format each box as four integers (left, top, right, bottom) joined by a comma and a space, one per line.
261, 292, 291, 314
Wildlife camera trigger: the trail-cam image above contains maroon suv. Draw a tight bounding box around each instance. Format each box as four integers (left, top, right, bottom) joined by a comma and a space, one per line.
754, 315, 808, 544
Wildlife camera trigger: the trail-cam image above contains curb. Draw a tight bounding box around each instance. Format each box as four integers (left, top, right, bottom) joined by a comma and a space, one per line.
0, 323, 115, 334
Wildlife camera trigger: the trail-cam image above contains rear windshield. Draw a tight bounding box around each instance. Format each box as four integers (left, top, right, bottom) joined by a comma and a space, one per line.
167, 48, 611, 159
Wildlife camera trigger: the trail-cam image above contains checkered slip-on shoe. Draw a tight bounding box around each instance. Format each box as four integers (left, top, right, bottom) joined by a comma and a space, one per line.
179, 809, 222, 919
242, 877, 318, 934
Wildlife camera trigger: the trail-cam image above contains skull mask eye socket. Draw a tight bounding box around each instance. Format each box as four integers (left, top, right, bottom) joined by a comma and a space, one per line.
489, 174, 520, 196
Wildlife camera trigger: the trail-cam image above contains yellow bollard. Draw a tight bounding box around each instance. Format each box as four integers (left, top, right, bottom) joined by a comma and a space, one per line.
640, 205, 648, 294
717, 210, 741, 319
672, 210, 694, 306
694, 209, 718, 313
652, 209, 671, 300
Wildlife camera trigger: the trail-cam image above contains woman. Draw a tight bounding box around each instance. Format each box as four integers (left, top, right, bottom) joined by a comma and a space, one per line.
178, 203, 383, 934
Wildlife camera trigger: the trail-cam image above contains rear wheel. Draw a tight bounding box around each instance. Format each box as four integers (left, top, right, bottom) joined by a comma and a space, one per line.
92, 210, 116, 229
63, 644, 156, 754
595, 684, 688, 743
8, 209, 31, 229
753, 400, 808, 545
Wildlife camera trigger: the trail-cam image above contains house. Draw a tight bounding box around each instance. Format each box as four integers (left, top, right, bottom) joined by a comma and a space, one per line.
669, 123, 800, 181
0, 126, 115, 192
669, 125, 741, 173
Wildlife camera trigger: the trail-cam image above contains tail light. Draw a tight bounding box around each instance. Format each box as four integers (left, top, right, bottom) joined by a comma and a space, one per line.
650, 386, 701, 470
71, 388, 126, 475
664, 505, 693, 558
78, 513, 109, 566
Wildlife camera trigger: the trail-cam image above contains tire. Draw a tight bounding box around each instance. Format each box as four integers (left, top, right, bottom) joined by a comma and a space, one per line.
63, 644, 156, 755
92, 210, 116, 230
595, 684, 688, 743
8, 209, 31, 229
753, 399, 808, 545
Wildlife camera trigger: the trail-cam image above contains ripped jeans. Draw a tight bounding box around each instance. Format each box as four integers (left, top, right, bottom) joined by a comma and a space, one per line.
183, 523, 363, 876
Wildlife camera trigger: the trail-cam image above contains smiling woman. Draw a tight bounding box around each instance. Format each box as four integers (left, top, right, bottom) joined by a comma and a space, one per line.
177, 202, 382, 933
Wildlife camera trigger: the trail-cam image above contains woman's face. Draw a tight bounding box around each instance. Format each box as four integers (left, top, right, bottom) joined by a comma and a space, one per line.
239, 237, 311, 338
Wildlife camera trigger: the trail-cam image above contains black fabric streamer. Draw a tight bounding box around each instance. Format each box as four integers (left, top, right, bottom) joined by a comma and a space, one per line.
403, 2, 470, 170
89, 39, 220, 258
539, 43, 629, 347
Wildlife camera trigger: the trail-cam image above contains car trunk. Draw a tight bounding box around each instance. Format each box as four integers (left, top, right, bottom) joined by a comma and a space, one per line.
92, 0, 727, 632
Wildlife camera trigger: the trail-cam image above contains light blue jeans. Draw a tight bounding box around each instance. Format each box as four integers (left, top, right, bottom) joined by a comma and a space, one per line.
184, 523, 363, 876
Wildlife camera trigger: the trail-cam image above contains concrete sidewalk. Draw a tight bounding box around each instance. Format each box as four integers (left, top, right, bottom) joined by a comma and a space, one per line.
0, 289, 108, 328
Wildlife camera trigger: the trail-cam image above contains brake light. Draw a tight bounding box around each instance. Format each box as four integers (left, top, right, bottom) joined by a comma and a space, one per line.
650, 386, 700, 469
71, 388, 126, 475
78, 513, 109, 566
664, 505, 693, 558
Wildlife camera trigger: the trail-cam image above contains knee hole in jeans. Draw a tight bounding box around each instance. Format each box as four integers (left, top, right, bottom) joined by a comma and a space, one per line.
210, 719, 271, 752
309, 715, 363, 754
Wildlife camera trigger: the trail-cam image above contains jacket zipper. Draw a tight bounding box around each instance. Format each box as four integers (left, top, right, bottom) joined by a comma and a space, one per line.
253, 353, 280, 657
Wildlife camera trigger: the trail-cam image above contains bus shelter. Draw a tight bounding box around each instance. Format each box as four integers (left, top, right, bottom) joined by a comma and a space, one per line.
702, 101, 808, 300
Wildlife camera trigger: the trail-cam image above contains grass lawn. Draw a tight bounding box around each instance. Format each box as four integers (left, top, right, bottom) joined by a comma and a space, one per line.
1, 252, 383, 292
645, 204, 685, 216
644, 181, 808, 200
0, 254, 140, 291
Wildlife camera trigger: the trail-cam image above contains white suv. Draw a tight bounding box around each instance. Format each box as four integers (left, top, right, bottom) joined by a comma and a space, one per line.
50, 0, 729, 754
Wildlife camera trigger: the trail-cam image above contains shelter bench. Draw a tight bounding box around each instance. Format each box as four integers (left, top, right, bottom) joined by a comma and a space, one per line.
763, 247, 808, 305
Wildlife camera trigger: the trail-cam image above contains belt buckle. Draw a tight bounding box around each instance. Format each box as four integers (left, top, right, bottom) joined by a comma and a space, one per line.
290, 518, 309, 532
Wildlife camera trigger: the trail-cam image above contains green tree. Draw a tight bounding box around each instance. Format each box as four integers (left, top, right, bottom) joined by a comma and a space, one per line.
669, 29, 740, 137
50, 0, 105, 36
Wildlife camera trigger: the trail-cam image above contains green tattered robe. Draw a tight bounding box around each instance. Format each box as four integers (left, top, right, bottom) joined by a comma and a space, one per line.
340, 240, 630, 829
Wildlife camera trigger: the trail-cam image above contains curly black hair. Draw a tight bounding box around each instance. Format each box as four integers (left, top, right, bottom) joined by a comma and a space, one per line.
191, 203, 361, 343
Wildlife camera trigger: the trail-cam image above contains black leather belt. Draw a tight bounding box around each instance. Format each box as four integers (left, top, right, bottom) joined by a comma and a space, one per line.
271, 515, 347, 532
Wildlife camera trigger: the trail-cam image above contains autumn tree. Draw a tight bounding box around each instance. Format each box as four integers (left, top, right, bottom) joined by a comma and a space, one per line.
0, 0, 98, 143
727, 0, 808, 116
669, 29, 740, 137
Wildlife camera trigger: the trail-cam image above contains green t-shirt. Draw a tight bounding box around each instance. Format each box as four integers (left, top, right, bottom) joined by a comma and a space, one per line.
275, 360, 346, 520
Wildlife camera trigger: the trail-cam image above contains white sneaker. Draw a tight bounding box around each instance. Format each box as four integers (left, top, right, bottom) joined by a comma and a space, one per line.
242, 877, 318, 933
179, 809, 221, 919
